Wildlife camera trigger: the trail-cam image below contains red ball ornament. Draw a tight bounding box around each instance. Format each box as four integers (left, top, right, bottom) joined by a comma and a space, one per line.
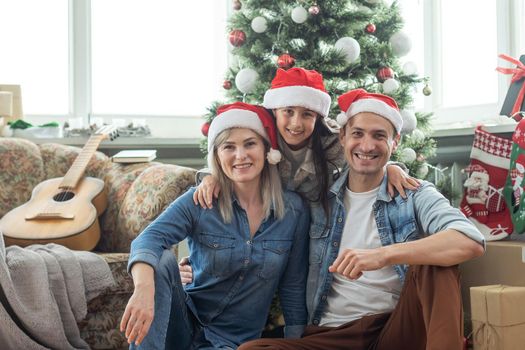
233, 0, 242, 10
229, 30, 246, 47
365, 23, 376, 34
223, 80, 232, 90
201, 122, 210, 137
376, 66, 394, 83
277, 54, 295, 69
308, 4, 320, 15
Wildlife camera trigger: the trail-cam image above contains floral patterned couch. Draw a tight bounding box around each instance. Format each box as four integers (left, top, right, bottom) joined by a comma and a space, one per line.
0, 137, 197, 349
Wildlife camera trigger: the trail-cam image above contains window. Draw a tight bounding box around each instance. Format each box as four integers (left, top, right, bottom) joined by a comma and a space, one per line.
0, 0, 228, 137
417, 0, 523, 129
0, 0, 69, 115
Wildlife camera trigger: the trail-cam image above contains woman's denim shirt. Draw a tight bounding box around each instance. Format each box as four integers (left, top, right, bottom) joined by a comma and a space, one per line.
128, 187, 310, 348
306, 168, 485, 326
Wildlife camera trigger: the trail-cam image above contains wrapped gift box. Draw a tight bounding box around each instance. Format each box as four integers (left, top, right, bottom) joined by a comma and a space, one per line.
470, 285, 525, 350
498, 54, 525, 119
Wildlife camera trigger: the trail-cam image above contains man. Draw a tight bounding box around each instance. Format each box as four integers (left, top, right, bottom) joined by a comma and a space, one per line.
238, 89, 485, 350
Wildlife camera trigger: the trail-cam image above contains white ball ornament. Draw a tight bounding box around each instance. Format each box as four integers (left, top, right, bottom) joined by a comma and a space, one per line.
402, 61, 418, 76
291, 6, 308, 24
416, 163, 429, 178
335, 37, 361, 64
235, 68, 259, 94
399, 148, 417, 163
251, 16, 267, 33
400, 109, 417, 133
410, 128, 425, 143
389, 31, 412, 57
382, 78, 400, 94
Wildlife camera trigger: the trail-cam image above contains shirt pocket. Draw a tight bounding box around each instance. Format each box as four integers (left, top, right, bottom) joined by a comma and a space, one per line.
393, 220, 418, 243
309, 224, 330, 264
198, 233, 235, 277
258, 239, 293, 281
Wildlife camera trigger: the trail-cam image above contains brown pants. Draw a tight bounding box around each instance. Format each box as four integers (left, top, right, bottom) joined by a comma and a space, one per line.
238, 265, 463, 350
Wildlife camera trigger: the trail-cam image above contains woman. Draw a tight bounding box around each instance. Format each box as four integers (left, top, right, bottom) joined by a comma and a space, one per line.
120, 102, 310, 349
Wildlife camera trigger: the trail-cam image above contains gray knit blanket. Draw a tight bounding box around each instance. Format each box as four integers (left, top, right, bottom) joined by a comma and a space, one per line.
0, 233, 115, 350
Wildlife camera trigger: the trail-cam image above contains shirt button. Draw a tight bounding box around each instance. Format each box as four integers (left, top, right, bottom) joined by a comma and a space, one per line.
244, 259, 249, 265
337, 217, 342, 223
213, 243, 218, 248
321, 295, 327, 301
239, 275, 244, 280
246, 240, 251, 245
332, 241, 338, 247
313, 319, 319, 325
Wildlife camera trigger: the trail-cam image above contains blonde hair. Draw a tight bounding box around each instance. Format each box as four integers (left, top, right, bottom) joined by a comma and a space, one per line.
209, 128, 285, 223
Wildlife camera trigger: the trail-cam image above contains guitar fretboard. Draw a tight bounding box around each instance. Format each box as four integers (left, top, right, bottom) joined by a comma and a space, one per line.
59, 135, 105, 189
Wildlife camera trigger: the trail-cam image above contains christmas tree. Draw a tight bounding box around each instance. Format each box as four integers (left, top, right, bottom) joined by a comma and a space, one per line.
201, 0, 436, 181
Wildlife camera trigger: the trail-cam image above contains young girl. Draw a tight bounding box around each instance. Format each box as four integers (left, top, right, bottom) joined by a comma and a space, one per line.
121, 102, 310, 349
193, 67, 417, 215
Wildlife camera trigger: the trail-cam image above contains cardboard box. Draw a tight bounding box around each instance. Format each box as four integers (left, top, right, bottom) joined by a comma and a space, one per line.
460, 241, 525, 319
470, 285, 525, 350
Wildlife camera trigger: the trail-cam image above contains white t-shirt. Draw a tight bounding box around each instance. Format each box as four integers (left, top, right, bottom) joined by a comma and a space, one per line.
319, 186, 403, 327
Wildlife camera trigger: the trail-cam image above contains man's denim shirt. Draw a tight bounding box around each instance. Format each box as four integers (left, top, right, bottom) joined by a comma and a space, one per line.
128, 188, 310, 348
306, 168, 485, 325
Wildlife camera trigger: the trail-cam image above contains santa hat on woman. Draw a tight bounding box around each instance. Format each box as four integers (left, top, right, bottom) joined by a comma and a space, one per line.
336, 88, 403, 134
207, 102, 282, 167
262, 67, 332, 118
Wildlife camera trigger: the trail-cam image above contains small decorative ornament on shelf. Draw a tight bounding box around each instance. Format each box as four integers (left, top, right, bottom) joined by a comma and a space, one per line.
64, 120, 151, 138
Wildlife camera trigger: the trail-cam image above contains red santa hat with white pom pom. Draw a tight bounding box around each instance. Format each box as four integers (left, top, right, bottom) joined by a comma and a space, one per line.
336, 88, 403, 134
207, 102, 282, 167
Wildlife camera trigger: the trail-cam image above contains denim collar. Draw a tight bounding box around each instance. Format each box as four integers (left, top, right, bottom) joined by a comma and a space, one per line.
329, 167, 393, 203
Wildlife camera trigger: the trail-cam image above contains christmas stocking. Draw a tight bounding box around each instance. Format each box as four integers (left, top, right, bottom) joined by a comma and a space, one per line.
460, 126, 513, 241
504, 118, 525, 234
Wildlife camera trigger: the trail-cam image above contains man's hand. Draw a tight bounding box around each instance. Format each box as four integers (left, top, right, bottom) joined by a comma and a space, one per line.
328, 248, 388, 280
178, 256, 193, 285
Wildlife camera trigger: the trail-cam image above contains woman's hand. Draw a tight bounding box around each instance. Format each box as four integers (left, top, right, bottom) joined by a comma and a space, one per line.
178, 256, 194, 285
193, 175, 221, 209
386, 164, 420, 199
120, 264, 155, 346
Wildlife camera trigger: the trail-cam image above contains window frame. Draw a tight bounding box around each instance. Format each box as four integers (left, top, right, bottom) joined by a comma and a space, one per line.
423, 0, 524, 129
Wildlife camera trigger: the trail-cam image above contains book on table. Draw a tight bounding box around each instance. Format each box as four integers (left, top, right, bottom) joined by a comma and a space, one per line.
112, 150, 157, 163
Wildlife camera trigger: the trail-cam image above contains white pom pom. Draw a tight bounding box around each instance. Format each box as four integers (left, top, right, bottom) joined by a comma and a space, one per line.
400, 109, 417, 134
235, 68, 259, 94
336, 112, 349, 127
267, 149, 282, 164
335, 37, 361, 64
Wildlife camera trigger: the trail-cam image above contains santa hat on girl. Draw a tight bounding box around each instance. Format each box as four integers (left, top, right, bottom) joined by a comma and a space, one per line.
207, 102, 282, 166
262, 67, 332, 117
336, 88, 403, 134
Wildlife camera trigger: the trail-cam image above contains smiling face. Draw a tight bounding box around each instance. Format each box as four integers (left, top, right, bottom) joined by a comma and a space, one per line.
216, 128, 266, 187
273, 106, 318, 150
339, 112, 400, 191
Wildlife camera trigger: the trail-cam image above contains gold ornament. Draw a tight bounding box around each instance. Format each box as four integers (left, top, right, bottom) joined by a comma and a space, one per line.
423, 84, 432, 96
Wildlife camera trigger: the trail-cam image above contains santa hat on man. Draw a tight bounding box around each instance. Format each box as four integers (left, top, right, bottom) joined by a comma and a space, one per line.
336, 88, 403, 134
262, 67, 332, 118
207, 102, 282, 167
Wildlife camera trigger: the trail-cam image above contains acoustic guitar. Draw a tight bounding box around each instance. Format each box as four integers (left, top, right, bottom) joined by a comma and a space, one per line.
0, 125, 118, 251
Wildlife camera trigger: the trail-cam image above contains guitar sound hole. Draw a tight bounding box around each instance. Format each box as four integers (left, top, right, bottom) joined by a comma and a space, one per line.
53, 191, 75, 202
